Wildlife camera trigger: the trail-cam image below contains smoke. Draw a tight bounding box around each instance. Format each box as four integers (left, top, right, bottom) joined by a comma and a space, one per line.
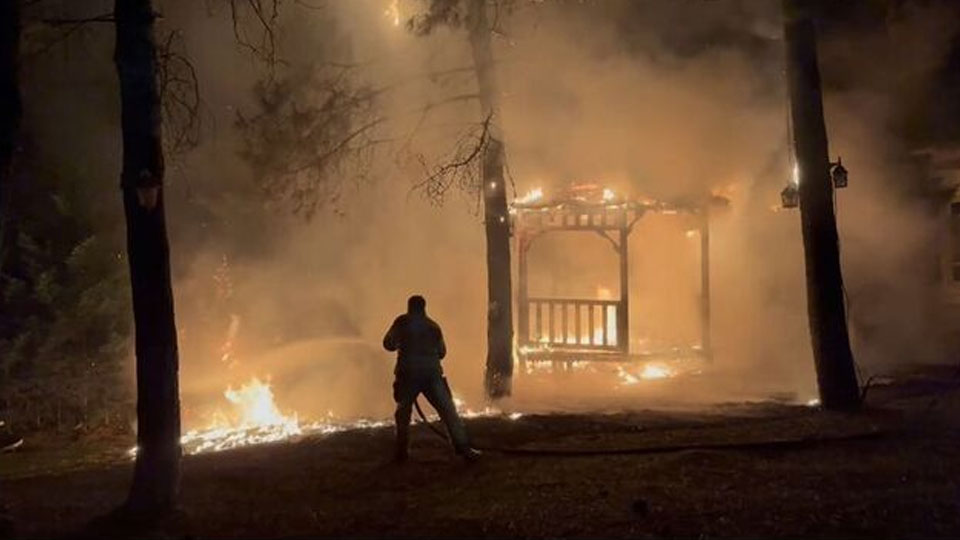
20, 0, 959, 428
166, 0, 960, 422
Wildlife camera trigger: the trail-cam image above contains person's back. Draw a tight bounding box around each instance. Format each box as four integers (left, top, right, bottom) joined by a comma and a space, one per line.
383, 303, 446, 375
382, 294, 479, 462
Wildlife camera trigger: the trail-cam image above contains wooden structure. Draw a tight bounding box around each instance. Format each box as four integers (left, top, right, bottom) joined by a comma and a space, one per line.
511, 184, 721, 368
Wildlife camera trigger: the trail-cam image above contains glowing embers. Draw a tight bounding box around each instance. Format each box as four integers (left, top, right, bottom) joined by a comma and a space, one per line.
616, 363, 675, 385
519, 358, 681, 383
516, 187, 544, 205
180, 377, 303, 454
224, 377, 297, 429
127, 378, 519, 458
452, 394, 519, 420
513, 185, 622, 208
520, 358, 598, 376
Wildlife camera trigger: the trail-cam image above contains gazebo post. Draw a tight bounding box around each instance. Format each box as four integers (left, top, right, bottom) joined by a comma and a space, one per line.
618, 215, 630, 354
700, 203, 712, 361
509, 185, 724, 370
517, 233, 530, 351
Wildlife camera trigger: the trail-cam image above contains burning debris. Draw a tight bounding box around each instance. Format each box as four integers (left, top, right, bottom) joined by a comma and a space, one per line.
516, 187, 544, 205
182, 377, 304, 454
143, 183, 722, 458
512, 184, 719, 383
128, 375, 520, 457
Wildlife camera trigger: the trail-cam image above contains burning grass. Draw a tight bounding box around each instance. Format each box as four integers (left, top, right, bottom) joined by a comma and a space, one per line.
7, 371, 960, 539
127, 375, 521, 457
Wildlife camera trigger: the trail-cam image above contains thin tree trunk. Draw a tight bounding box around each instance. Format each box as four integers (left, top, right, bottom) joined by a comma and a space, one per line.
783, 0, 861, 411
469, 0, 514, 399
115, 0, 183, 513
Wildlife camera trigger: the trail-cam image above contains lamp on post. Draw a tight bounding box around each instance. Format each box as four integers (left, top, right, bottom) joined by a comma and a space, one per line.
830, 157, 848, 189
781, 162, 800, 209
781, 184, 799, 208
781, 157, 847, 209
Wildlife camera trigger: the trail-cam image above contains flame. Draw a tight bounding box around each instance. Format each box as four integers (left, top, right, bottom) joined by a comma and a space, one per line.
596, 287, 617, 346
592, 320, 616, 346
128, 376, 518, 458
602, 188, 616, 202
639, 363, 672, 380
524, 287, 618, 347
516, 187, 544, 205
616, 363, 675, 386
223, 377, 297, 428
177, 376, 303, 454
616, 366, 640, 385
791, 163, 800, 186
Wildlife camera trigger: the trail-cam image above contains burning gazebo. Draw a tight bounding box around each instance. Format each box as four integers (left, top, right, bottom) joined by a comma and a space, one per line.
510, 183, 726, 373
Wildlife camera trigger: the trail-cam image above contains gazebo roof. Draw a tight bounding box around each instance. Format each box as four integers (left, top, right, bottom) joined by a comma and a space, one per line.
509, 183, 727, 233
510, 183, 727, 213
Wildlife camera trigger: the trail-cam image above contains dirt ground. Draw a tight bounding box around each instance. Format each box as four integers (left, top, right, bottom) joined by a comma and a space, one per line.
3, 366, 960, 539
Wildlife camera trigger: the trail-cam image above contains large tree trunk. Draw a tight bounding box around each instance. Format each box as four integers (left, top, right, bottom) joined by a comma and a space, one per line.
0, 0, 22, 278
468, 0, 513, 399
115, 0, 183, 513
783, 0, 861, 411
0, 6, 20, 535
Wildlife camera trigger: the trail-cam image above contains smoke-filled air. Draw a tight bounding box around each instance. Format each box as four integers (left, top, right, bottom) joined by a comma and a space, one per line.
4, 1, 960, 536
160, 0, 957, 428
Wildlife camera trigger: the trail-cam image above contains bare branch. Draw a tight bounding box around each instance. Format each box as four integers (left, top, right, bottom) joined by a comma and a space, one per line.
229, 0, 282, 76
292, 0, 326, 10
156, 30, 203, 158
40, 13, 116, 25
237, 63, 386, 219
25, 9, 120, 58
411, 111, 492, 207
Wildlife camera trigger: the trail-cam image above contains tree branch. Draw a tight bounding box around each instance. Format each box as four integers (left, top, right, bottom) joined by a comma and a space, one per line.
412, 111, 493, 206
40, 14, 117, 25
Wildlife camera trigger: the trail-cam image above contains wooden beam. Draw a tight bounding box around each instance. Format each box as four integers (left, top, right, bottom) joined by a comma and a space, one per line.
517, 234, 530, 344
700, 205, 712, 361
618, 225, 629, 352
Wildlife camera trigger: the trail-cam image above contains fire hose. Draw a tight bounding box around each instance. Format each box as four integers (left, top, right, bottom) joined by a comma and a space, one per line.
412, 398, 885, 457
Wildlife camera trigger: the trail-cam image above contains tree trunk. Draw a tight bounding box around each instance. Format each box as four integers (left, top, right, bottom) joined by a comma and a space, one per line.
115, 0, 183, 513
0, 3, 19, 535
783, 0, 861, 411
469, 0, 514, 399
0, 0, 21, 278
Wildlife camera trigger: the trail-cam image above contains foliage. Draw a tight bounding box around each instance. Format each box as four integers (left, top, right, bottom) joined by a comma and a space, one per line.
0, 145, 133, 437
236, 64, 384, 220
407, 0, 517, 36
407, 0, 469, 35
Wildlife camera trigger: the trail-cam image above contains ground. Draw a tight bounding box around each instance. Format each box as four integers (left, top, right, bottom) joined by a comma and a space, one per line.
3, 366, 960, 539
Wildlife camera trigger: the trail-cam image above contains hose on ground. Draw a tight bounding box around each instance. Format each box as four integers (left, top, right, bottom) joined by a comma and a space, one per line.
412, 398, 884, 457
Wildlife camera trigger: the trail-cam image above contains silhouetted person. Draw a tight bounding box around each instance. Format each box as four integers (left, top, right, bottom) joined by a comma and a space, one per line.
383, 295, 480, 462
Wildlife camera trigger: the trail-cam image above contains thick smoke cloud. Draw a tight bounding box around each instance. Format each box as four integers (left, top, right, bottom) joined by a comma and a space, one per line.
24, 0, 957, 427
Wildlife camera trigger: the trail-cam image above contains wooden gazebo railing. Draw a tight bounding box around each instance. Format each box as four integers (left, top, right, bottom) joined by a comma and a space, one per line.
511, 184, 724, 366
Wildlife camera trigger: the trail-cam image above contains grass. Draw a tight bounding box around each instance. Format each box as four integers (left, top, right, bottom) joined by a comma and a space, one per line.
3, 368, 960, 538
